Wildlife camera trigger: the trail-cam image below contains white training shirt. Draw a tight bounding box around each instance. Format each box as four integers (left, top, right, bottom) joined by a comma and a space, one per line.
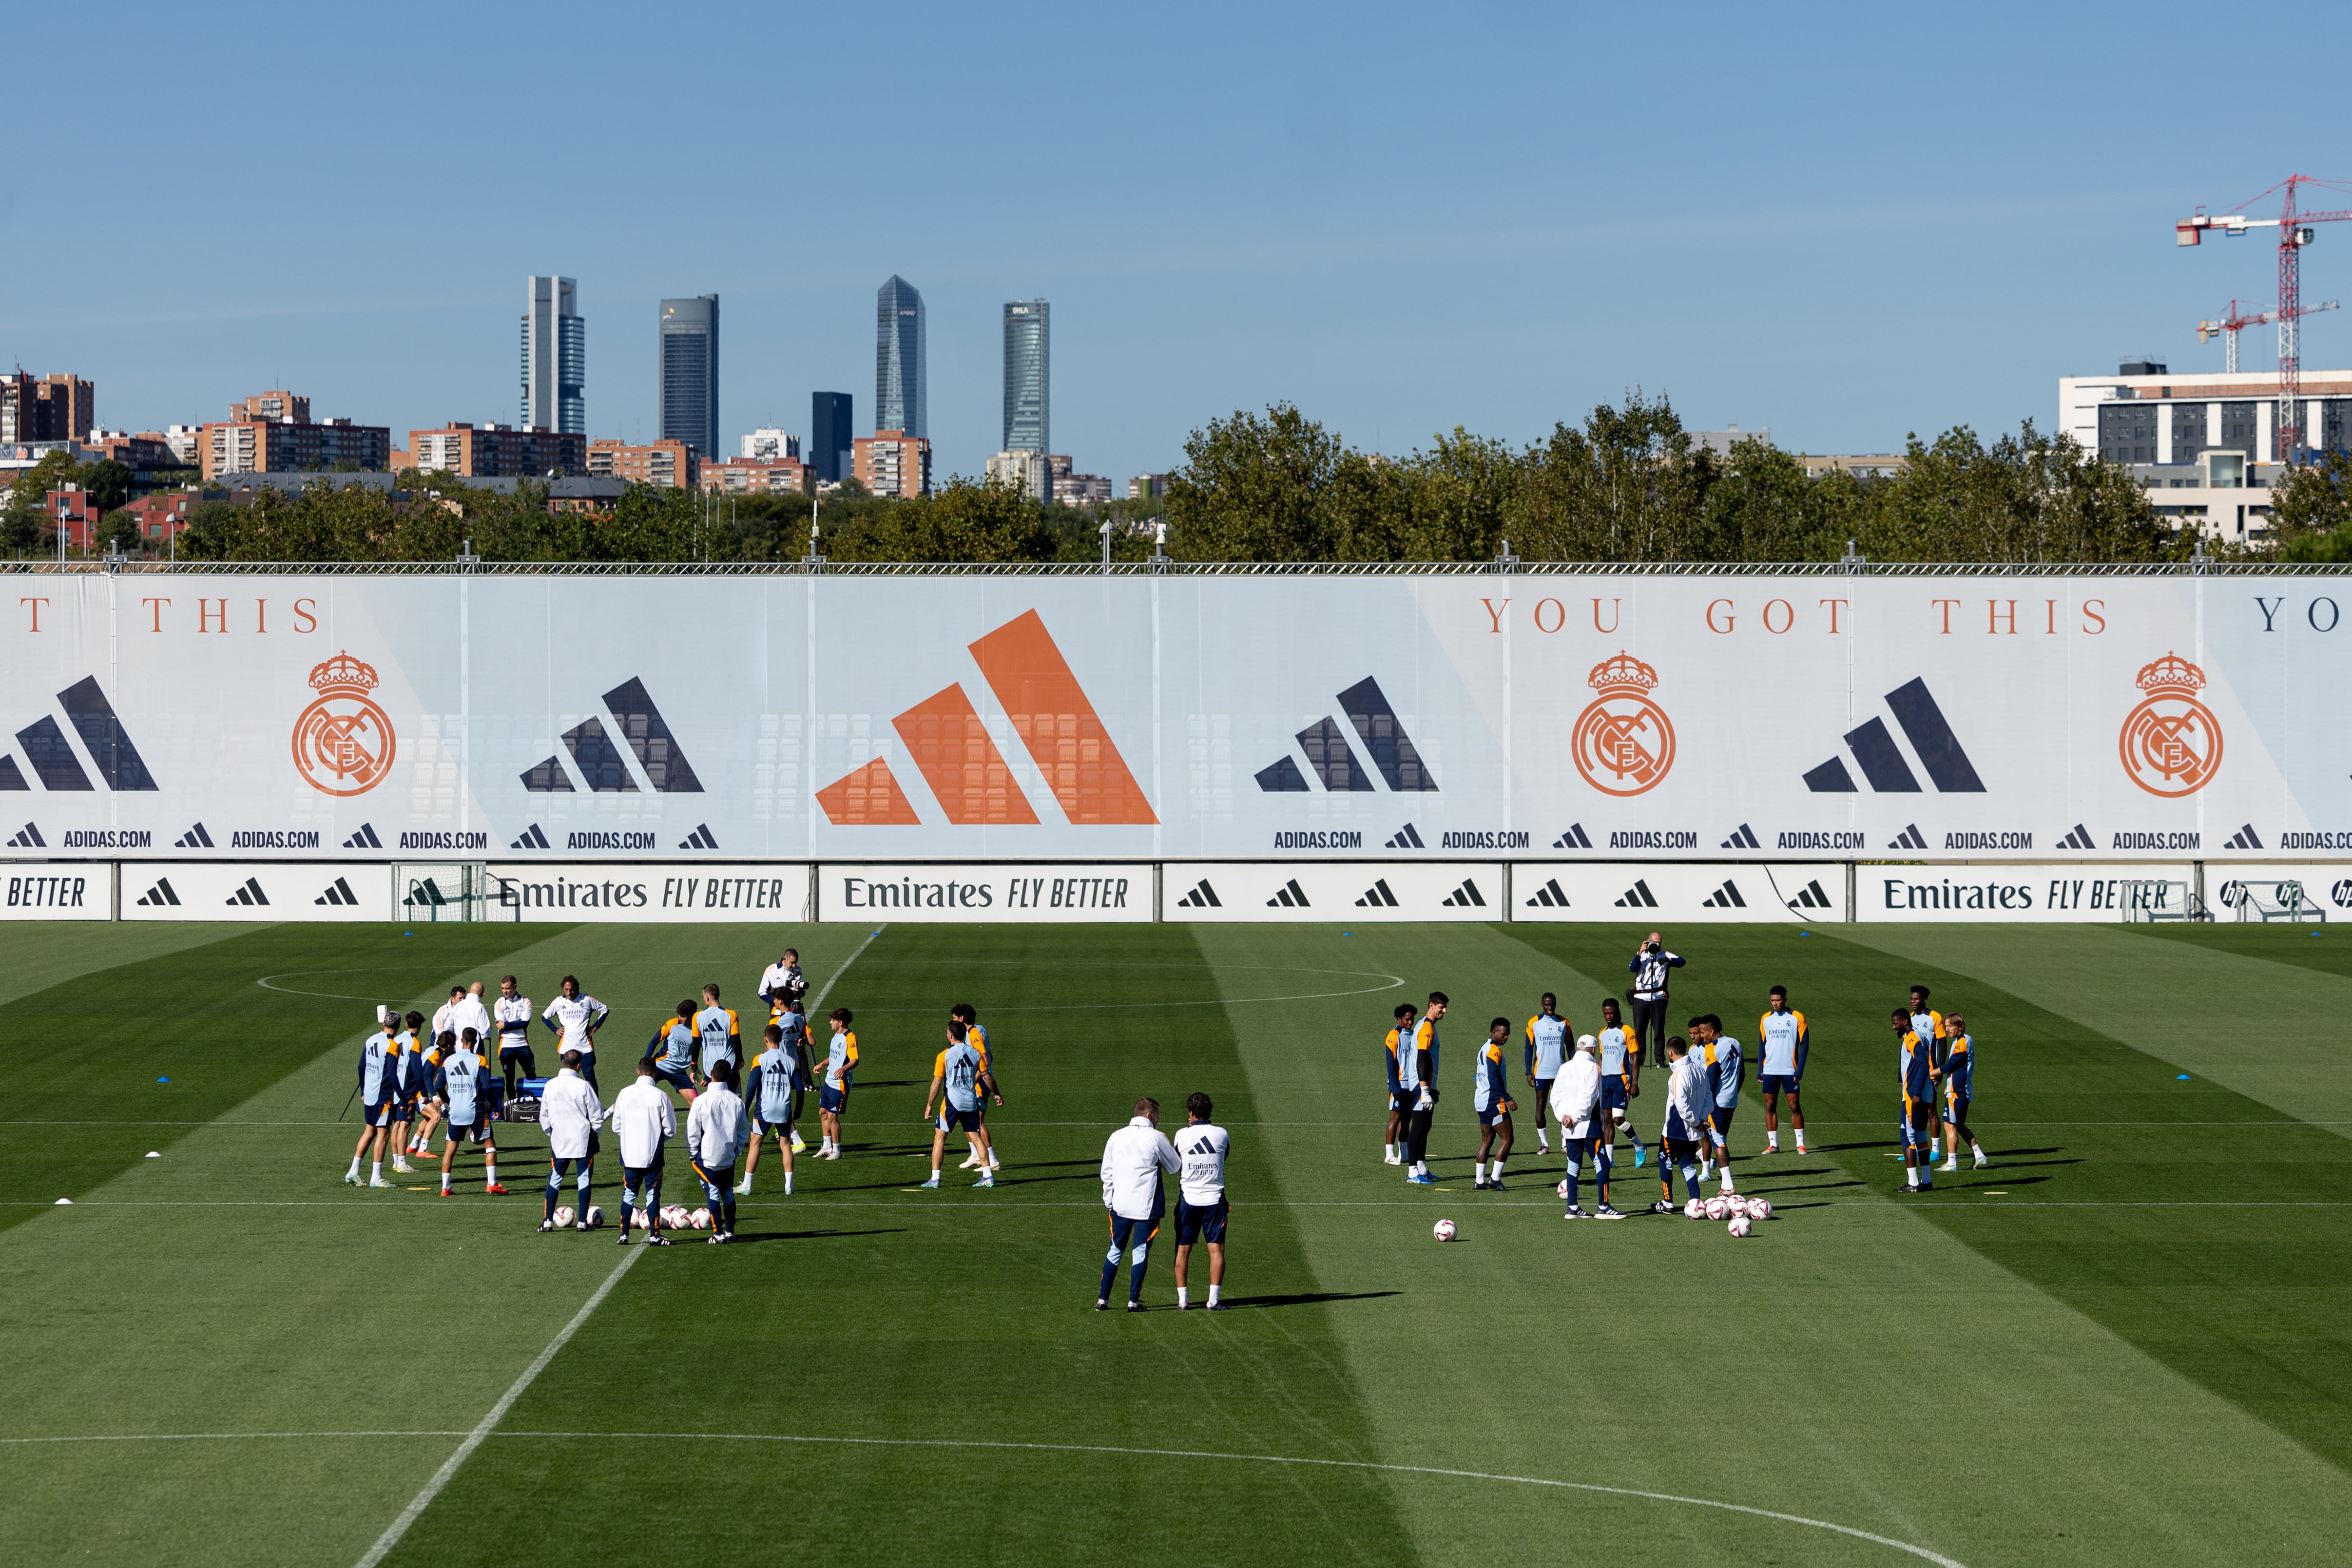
1174, 1122, 1230, 1205
686, 1082, 751, 1168
537, 1067, 606, 1160
1550, 1052, 1601, 1139
544, 993, 605, 1053
493, 993, 534, 1047
609, 1077, 676, 1168
447, 994, 492, 1048
1099, 1117, 1180, 1220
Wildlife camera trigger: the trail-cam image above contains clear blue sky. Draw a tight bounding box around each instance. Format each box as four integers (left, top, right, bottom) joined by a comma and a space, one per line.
7, 1, 2343, 482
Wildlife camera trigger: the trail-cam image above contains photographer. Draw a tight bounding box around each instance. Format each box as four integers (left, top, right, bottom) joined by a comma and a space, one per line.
1626, 931, 1683, 1070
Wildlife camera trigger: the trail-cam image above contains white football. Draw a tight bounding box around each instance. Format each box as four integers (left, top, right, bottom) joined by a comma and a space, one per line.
1704, 1196, 1729, 1221
631, 1208, 649, 1229
1727, 1213, 1753, 1238
1683, 1198, 1706, 1220
1555, 1179, 1569, 1199
1747, 1197, 1773, 1221
690, 1207, 713, 1231
1432, 1218, 1458, 1242
1724, 1195, 1750, 1219
582, 1205, 603, 1231
551, 1206, 576, 1229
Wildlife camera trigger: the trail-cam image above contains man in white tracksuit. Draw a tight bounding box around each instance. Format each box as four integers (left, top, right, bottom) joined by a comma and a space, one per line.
686, 1059, 750, 1244
1549, 1035, 1623, 1219
1097, 1097, 1181, 1312
537, 1049, 606, 1232
610, 1055, 676, 1246
1651, 1035, 1716, 1215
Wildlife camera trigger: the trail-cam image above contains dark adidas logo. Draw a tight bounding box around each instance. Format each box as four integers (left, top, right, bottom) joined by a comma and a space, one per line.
1551, 823, 1592, 850
1266, 878, 1311, 908
405, 877, 450, 908
225, 877, 270, 908
1524, 876, 1570, 909
135, 877, 181, 907
1804, 678, 1984, 794
315, 877, 362, 907
2224, 823, 2262, 850
1439, 879, 1486, 908
1174, 879, 1221, 909
523, 678, 705, 794
174, 822, 214, 849
6, 677, 160, 792
1256, 677, 1437, 793
2056, 823, 2094, 851
510, 824, 551, 850
1720, 823, 1759, 850
342, 823, 382, 850
6, 821, 44, 848
1700, 879, 1747, 909
678, 823, 719, 851
1385, 822, 1425, 849
1614, 879, 1659, 909
1787, 878, 1834, 910
1888, 823, 1927, 851
1354, 879, 1399, 908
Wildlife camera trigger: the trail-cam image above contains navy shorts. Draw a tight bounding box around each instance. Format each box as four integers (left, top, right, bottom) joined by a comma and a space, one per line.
819, 1083, 849, 1114
1530, 1077, 1555, 1112
1388, 1087, 1404, 1113
363, 1100, 399, 1128
1176, 1195, 1229, 1245
1759, 1072, 1799, 1095
651, 1063, 692, 1090
444, 1117, 491, 1146
937, 1105, 981, 1132
1709, 1104, 1736, 1144
1600, 1075, 1629, 1111
1476, 1105, 1511, 1128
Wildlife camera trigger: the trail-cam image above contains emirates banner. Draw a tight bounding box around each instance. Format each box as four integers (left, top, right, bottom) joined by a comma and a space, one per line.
0, 573, 2343, 863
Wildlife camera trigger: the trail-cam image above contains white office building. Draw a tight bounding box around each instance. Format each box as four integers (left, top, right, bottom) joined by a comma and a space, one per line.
742, 428, 800, 461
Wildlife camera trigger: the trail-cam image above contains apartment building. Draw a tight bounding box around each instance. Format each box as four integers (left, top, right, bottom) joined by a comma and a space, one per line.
1, 373, 94, 443
701, 456, 809, 496
855, 429, 931, 499
587, 438, 699, 490
408, 422, 588, 478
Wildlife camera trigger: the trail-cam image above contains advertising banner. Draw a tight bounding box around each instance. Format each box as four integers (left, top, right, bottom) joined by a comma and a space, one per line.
1510, 861, 1843, 923
3, 573, 2345, 864
486, 863, 810, 923
118, 861, 388, 920
816, 863, 1150, 922
1, 863, 110, 919
1857, 863, 2196, 922
1162, 860, 1503, 920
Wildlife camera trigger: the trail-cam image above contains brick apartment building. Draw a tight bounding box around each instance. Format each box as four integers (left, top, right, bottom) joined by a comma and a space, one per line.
199, 389, 391, 481
407, 422, 588, 478
587, 438, 698, 489
854, 429, 931, 498
700, 456, 809, 495
1, 373, 94, 443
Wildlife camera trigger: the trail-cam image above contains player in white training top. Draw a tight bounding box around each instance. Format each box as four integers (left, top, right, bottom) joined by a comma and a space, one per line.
1172, 1090, 1232, 1311
542, 975, 609, 1092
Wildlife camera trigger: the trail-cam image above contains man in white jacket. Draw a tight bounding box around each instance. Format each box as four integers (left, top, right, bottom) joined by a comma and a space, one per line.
610, 1055, 676, 1247
1650, 1035, 1713, 1215
1549, 1035, 1624, 1219
686, 1058, 750, 1243
537, 1050, 606, 1233
1098, 1098, 1180, 1312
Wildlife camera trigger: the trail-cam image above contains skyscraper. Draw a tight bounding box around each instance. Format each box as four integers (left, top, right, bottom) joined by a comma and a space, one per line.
810, 392, 853, 484
1002, 299, 1049, 456
521, 276, 585, 434
875, 276, 925, 438
659, 294, 720, 457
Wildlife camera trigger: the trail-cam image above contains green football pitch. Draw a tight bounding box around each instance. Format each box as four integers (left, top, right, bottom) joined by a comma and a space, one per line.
1, 916, 2348, 1568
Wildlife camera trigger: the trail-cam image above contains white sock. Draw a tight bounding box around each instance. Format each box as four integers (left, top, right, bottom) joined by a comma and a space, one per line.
346, 1157, 360, 1177
371, 1162, 382, 1181
930, 1167, 940, 1182
1492, 1159, 1504, 1180
439, 1171, 450, 1191
1207, 1284, 1220, 1306
1474, 1161, 1486, 1181
739, 1174, 753, 1194
1177, 1286, 1189, 1307
783, 1172, 793, 1194
1767, 1134, 1779, 1149
483, 1163, 496, 1187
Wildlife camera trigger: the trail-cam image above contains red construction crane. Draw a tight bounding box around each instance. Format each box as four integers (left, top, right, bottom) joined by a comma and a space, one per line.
2178, 174, 2352, 459
2197, 297, 2339, 374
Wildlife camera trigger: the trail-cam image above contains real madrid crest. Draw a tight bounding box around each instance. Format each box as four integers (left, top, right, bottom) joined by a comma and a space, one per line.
1571, 651, 1675, 796
2119, 650, 2220, 797
292, 650, 397, 796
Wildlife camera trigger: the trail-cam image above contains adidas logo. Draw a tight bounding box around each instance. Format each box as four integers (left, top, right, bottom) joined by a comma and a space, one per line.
1551, 823, 1592, 850
818, 610, 1154, 827
1439, 878, 1486, 908
1355, 879, 1400, 907
135, 877, 181, 907
405, 877, 449, 908
1787, 878, 1834, 910
1720, 822, 1760, 850
1614, 879, 1659, 909
523, 677, 707, 796
224, 876, 270, 908
1803, 678, 1984, 794
678, 823, 719, 851
1173, 879, 1221, 909
2056, 823, 2095, 851
6, 821, 44, 848
1266, 878, 1311, 908
6, 677, 159, 791
2224, 823, 2262, 850
1385, 822, 1425, 849
1888, 823, 1928, 851
174, 822, 214, 849
1256, 677, 1438, 794
510, 823, 551, 850
1699, 879, 1747, 909
315, 876, 361, 907
342, 822, 382, 850
1524, 876, 1570, 909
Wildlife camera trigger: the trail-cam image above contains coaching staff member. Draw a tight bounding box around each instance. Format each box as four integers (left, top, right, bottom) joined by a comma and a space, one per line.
1626, 931, 1684, 1070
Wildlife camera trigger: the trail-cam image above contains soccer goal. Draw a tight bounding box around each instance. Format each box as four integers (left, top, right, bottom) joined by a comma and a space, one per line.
394, 861, 486, 922
2218, 879, 2325, 923
2119, 879, 2200, 922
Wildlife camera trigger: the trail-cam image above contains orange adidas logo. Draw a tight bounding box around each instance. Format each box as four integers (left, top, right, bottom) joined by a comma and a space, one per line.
815, 610, 1157, 827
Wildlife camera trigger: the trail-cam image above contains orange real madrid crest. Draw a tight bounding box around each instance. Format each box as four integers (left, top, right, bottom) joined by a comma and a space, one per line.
292, 650, 397, 796
1571, 650, 1675, 796
2119, 650, 2220, 797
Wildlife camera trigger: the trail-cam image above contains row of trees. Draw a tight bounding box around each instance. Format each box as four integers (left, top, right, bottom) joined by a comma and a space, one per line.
14, 392, 2331, 565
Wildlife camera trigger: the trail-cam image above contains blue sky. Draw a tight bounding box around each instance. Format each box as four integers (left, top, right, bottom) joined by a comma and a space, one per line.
7, 1, 2344, 483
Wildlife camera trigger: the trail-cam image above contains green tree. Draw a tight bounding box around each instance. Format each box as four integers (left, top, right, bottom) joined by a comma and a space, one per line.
830, 476, 1057, 563
2275, 451, 2352, 561
1, 449, 83, 555
1165, 404, 1347, 561
1861, 422, 2175, 564
1510, 392, 1715, 560
97, 507, 147, 555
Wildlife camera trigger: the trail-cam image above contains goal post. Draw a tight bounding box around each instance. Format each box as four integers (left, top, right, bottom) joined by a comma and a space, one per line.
394, 862, 486, 922
2120, 879, 2199, 922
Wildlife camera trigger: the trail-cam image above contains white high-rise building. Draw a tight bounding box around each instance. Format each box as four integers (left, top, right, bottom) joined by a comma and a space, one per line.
521, 276, 586, 435
742, 428, 800, 461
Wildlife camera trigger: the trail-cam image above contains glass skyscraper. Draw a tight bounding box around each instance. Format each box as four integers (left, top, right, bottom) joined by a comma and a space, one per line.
875, 276, 925, 438
521, 275, 585, 434
658, 294, 719, 456
1002, 299, 1049, 455
810, 391, 853, 484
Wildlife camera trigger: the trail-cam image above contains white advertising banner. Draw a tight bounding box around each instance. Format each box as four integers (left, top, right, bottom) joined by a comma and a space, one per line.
119, 861, 388, 920
817, 863, 1150, 922
3, 573, 2346, 864
1858, 863, 2197, 922
1510, 861, 1843, 923
1163, 861, 1503, 920
2209, 865, 2349, 921
487, 863, 810, 922
1, 863, 110, 919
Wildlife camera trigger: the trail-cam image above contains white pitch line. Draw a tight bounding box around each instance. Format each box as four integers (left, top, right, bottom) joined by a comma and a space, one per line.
349, 1246, 641, 1568
809, 924, 884, 1011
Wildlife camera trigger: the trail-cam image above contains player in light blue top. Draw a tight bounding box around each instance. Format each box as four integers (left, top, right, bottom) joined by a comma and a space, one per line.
1594, 996, 1646, 1167
649, 1001, 698, 1101
1523, 994, 1569, 1154
433, 1028, 503, 1195
739, 1023, 801, 1197
694, 984, 742, 1084
922, 1022, 989, 1188
1757, 986, 1809, 1155
1693, 1013, 1743, 1194
345, 1007, 400, 1187
1940, 1010, 1985, 1172
1471, 1018, 1516, 1190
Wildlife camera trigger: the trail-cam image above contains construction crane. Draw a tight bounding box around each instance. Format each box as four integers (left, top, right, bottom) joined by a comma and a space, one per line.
2197, 297, 2340, 374
2178, 175, 2352, 459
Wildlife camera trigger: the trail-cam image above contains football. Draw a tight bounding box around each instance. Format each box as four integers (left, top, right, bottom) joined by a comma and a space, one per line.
1704, 1196, 1729, 1221
1683, 1198, 1706, 1220
582, 1205, 603, 1230
1555, 1179, 1569, 1199
1747, 1197, 1773, 1221
551, 1206, 576, 1229
631, 1209, 649, 1229
1728, 1213, 1753, 1238
1432, 1218, 1458, 1242
691, 1207, 713, 1231
1724, 1195, 1750, 1219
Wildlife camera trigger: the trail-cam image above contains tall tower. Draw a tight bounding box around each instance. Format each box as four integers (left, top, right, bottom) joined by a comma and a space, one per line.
810, 392, 854, 484
521, 276, 585, 434
1002, 299, 1049, 455
875, 276, 925, 437
658, 294, 720, 457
